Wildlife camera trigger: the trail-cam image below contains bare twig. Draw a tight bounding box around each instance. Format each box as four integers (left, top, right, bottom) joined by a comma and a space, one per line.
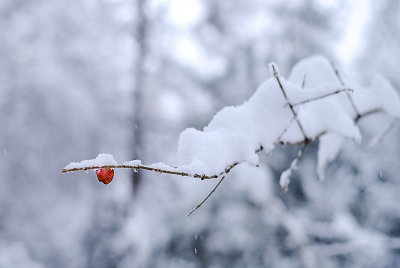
355, 108, 380, 122
265, 117, 296, 155
302, 74, 307, 89
292, 88, 353, 107
271, 64, 308, 141
369, 119, 398, 147
187, 175, 226, 216
330, 61, 361, 118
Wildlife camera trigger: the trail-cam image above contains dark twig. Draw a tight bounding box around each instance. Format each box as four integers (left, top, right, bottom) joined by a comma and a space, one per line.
355, 108, 380, 122
266, 117, 296, 155
369, 119, 398, 147
187, 175, 226, 216
271, 64, 308, 141
292, 88, 353, 107
302, 74, 307, 89
330, 62, 361, 118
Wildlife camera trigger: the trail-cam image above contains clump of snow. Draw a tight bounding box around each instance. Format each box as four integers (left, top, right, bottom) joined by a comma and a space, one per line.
288, 55, 339, 88
317, 133, 343, 181
122, 160, 142, 166
148, 162, 179, 173
280, 167, 295, 191
286, 56, 361, 142
178, 56, 354, 177
64, 153, 117, 170
176, 55, 400, 184
353, 74, 400, 117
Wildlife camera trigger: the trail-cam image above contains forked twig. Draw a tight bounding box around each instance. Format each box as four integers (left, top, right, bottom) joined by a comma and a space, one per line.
187, 175, 226, 216
271, 64, 308, 141
330, 61, 361, 118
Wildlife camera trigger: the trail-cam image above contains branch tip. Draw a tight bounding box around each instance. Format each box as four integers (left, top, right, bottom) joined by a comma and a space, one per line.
187, 175, 226, 217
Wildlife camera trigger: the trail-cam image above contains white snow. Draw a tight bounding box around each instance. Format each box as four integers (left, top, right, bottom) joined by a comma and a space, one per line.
280, 168, 295, 191
64, 56, 400, 190
289, 56, 339, 88
175, 55, 400, 185
148, 162, 179, 172
317, 133, 343, 181
177, 56, 366, 177
122, 160, 142, 166
353, 74, 400, 117
230, 163, 274, 205
64, 153, 117, 170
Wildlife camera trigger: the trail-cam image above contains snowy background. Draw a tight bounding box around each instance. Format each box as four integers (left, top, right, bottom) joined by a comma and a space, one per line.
1, 0, 400, 267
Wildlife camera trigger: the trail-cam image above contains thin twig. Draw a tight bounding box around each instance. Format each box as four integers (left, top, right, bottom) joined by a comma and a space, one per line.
369, 119, 398, 147
330, 61, 361, 118
266, 117, 296, 155
186, 119, 297, 214
355, 108, 380, 122
280, 142, 309, 192
302, 74, 307, 89
271, 64, 308, 141
292, 88, 353, 107
63, 164, 218, 179
187, 175, 226, 216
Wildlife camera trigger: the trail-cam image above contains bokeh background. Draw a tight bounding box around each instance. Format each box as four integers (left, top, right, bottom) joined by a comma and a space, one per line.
1, 0, 399, 267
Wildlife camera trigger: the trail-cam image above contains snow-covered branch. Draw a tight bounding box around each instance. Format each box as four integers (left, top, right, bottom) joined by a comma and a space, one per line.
270, 63, 308, 140
62, 56, 400, 197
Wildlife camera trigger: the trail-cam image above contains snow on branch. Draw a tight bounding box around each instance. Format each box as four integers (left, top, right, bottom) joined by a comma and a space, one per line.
62, 56, 400, 211
270, 63, 308, 140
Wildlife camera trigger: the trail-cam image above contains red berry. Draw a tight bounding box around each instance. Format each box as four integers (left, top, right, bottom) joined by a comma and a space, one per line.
96, 168, 114, 184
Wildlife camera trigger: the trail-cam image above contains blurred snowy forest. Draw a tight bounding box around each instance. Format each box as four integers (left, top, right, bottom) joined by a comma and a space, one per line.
1, 0, 400, 267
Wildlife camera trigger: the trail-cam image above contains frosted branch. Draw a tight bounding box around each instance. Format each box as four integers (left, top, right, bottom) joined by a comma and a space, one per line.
271, 63, 308, 141
62, 56, 400, 215
280, 142, 309, 192
62, 108, 385, 181
63, 163, 219, 180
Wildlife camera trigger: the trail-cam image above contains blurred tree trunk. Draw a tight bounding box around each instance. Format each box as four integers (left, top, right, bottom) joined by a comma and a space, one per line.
131, 0, 148, 195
